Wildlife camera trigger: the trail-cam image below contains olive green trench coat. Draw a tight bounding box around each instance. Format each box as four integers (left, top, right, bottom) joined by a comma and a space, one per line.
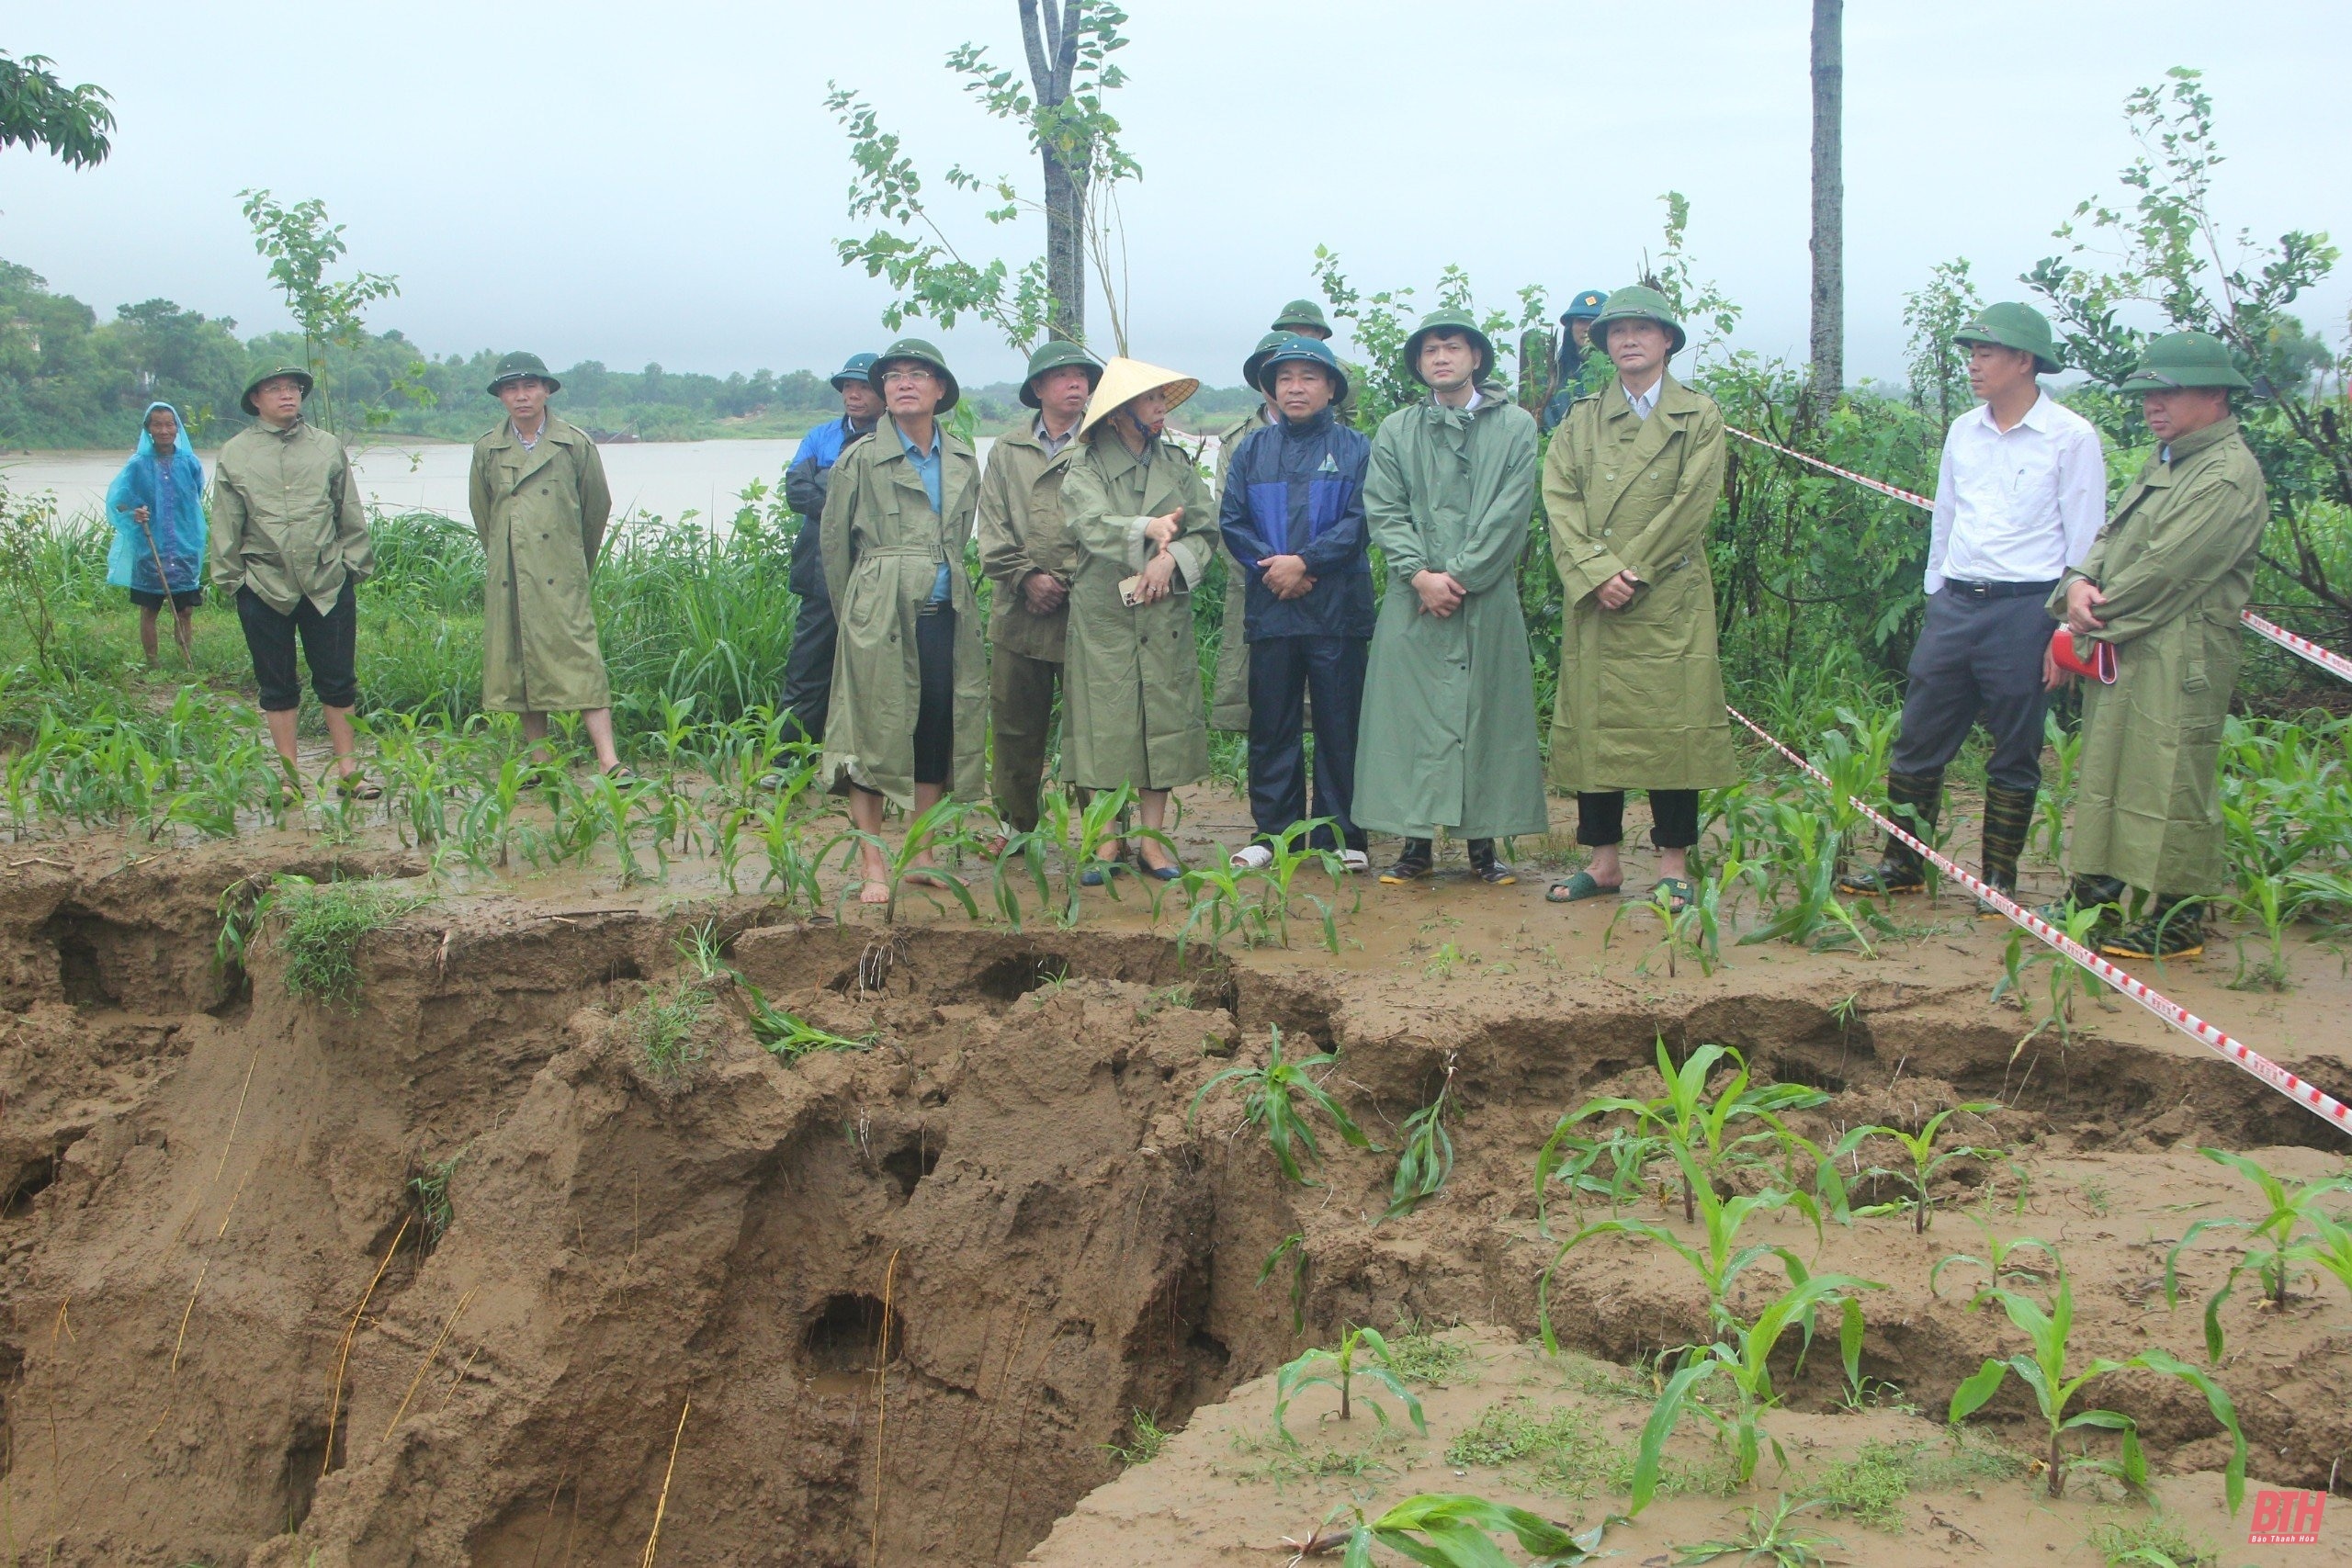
469, 416, 614, 713
820, 423, 989, 807
208, 418, 373, 615
1059, 432, 1215, 791
1543, 374, 1738, 793
1208, 405, 1273, 731
974, 423, 1081, 661
1353, 383, 1550, 840
2054, 417, 2267, 895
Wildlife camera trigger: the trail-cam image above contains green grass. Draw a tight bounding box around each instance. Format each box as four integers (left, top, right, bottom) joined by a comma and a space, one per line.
632, 979, 710, 1079
1101, 1408, 1170, 1467
2086, 1515, 2218, 1567
1802, 1435, 2024, 1529
267, 876, 433, 1005
1444, 1396, 1735, 1503
1383, 1318, 1477, 1385
1226, 1425, 1406, 1491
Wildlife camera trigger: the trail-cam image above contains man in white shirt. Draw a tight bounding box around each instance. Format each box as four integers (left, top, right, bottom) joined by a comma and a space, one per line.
1842, 302, 2105, 905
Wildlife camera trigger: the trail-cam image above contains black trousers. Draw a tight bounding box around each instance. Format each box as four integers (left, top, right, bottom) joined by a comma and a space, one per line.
1890, 585, 2058, 794
237, 581, 357, 712
779, 516, 836, 741
1577, 789, 1699, 850
1247, 635, 1367, 852
911, 607, 956, 787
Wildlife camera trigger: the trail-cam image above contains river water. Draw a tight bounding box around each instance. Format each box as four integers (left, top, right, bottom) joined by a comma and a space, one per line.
5, 437, 817, 525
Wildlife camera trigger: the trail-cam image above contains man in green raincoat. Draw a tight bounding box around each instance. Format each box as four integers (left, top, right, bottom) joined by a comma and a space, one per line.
469, 352, 621, 774
1354, 310, 1549, 884
1060, 357, 1216, 882
820, 338, 989, 905
210, 366, 375, 796
2051, 331, 2268, 960
1208, 331, 1286, 732
1542, 286, 1736, 912
976, 340, 1099, 835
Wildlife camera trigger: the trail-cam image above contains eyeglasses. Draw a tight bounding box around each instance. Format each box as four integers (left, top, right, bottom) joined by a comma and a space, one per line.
882, 367, 937, 387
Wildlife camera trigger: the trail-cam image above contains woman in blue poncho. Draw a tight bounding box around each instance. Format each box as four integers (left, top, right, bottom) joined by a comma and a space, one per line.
104, 401, 208, 666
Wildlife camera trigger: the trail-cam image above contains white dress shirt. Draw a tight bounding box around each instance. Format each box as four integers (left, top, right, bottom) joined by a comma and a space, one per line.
1623, 376, 1663, 420
1925, 390, 2106, 592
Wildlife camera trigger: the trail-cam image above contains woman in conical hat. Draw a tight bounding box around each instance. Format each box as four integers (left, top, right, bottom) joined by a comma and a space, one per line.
1057, 357, 1215, 882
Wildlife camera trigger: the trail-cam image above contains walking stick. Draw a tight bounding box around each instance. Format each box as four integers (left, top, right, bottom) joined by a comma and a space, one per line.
124, 505, 196, 670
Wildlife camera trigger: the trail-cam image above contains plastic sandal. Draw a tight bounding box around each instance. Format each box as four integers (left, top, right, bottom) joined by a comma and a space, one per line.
1544, 870, 1622, 904
1229, 844, 1274, 870
1653, 876, 1697, 914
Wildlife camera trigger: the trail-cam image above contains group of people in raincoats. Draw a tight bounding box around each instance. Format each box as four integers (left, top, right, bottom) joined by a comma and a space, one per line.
121, 275, 2268, 958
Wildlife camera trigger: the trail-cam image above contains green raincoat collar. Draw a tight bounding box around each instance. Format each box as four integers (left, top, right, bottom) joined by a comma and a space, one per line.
2160, 415, 2240, 468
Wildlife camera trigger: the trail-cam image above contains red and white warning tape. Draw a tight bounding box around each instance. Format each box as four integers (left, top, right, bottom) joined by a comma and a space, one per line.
1724, 702, 2351, 1134
1725, 425, 2352, 689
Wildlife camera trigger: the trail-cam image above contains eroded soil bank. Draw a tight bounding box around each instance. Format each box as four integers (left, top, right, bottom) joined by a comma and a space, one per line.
1, 835, 2348, 1565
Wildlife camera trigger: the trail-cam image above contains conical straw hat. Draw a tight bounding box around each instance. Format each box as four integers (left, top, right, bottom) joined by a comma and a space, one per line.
1078, 357, 1199, 438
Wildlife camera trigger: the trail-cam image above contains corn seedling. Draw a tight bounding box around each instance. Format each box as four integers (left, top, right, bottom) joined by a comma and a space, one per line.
1535, 1040, 1829, 1228
2031, 712, 2083, 865
1382, 1058, 1456, 1223
741, 981, 876, 1062
1626, 1269, 1883, 1514
1828, 1101, 2005, 1235
1271, 1325, 1426, 1444
1190, 1024, 1375, 1186
2164, 1146, 2352, 1357
675, 919, 729, 980
1258, 1232, 1309, 1334
823, 795, 987, 925
1536, 1122, 1664, 1219
1541, 1143, 1825, 1348
2214, 874, 2301, 991
1307, 1494, 1608, 1567
1930, 1209, 2060, 1297
1739, 802, 1884, 954
1950, 1268, 2247, 1510
2284, 1213, 2352, 1307
1673, 1494, 1840, 1566
1991, 904, 2108, 1053
1606, 859, 1741, 977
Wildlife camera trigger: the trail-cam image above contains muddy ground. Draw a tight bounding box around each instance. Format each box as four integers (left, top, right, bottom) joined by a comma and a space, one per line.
1, 784, 2348, 1565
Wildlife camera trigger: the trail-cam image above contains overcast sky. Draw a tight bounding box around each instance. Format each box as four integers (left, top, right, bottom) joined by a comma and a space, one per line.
8, 1, 2347, 389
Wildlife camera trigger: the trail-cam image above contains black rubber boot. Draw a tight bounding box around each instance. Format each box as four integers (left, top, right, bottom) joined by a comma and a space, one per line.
1974, 785, 2036, 916
1380, 838, 1434, 885
1838, 769, 1942, 896
2038, 874, 2125, 932
1467, 838, 1517, 886
2102, 897, 2206, 961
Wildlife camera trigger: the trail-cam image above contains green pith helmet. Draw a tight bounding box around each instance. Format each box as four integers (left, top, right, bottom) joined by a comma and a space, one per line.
1951, 302, 2063, 376
1242, 329, 1292, 392
1272, 299, 1329, 335
1256, 334, 1351, 406
486, 350, 561, 397
240, 365, 313, 416
1401, 309, 1496, 387
1588, 285, 1686, 357
1561, 288, 1609, 323
830, 351, 879, 391
2117, 330, 2252, 392
1019, 340, 1102, 408
868, 336, 960, 413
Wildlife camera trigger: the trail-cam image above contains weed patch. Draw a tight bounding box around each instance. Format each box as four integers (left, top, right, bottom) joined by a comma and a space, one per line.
260, 875, 433, 1006
633, 979, 710, 1080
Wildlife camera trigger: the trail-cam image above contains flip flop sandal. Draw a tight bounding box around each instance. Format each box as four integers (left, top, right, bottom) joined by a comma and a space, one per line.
1229, 844, 1275, 871
1653, 877, 1698, 914
1544, 870, 1623, 904
602, 763, 637, 782
335, 774, 383, 801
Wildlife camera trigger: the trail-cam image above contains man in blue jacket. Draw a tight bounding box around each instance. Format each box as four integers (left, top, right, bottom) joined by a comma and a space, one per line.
1219, 334, 1375, 871
777, 351, 880, 741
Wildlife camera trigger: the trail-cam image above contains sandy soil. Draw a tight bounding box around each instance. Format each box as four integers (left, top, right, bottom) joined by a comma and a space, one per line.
0, 777, 2345, 1564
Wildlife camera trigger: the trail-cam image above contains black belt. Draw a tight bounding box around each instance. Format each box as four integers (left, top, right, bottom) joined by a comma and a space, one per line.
1944, 578, 2059, 601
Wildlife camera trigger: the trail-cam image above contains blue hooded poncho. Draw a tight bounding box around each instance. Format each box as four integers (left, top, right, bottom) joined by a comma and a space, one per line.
104, 401, 208, 595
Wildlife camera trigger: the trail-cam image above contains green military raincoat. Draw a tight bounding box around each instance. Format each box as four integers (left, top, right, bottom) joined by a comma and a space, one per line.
974, 423, 1082, 661
1354, 381, 1550, 840
820, 423, 989, 806
469, 415, 614, 712
1059, 431, 1216, 791
1208, 403, 1274, 730
2054, 417, 2267, 895
1543, 373, 1738, 792
208, 419, 373, 614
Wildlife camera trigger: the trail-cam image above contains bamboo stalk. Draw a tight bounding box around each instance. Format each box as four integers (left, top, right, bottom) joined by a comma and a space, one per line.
639, 1398, 689, 1567
378, 1287, 475, 1446
322, 1214, 411, 1480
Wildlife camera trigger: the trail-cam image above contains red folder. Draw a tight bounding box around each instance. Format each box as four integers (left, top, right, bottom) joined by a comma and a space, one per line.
2050, 626, 2117, 683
